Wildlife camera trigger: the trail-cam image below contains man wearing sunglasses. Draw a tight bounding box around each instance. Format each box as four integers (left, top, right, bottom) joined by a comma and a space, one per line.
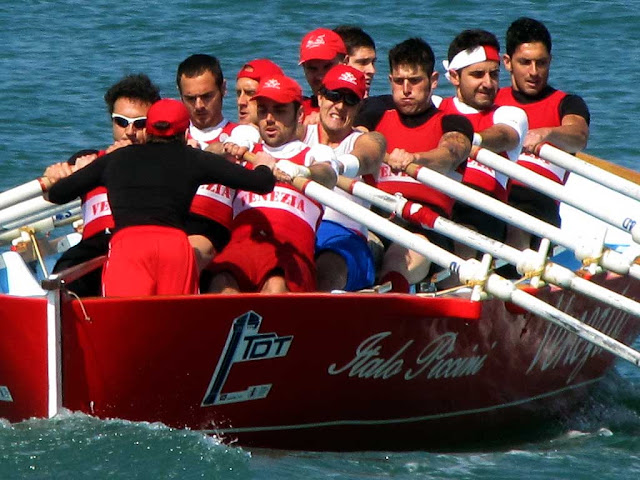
354, 38, 474, 293
439, 29, 528, 260
301, 64, 385, 292
43, 73, 161, 296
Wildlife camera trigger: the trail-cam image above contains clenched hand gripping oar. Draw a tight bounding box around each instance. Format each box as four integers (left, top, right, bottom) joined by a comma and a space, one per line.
337, 176, 640, 320
289, 175, 640, 369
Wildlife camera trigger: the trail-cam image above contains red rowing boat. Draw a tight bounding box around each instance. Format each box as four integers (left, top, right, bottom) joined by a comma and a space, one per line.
0, 261, 638, 450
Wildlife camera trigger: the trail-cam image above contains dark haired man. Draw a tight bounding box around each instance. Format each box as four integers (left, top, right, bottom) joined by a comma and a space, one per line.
48, 99, 276, 297
333, 25, 377, 97
355, 38, 473, 292
496, 17, 590, 249
43, 73, 162, 296
176, 54, 239, 271
298, 28, 347, 119
439, 29, 528, 258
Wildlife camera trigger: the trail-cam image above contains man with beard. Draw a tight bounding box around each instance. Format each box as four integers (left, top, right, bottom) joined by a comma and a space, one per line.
440, 29, 528, 259
208, 74, 338, 294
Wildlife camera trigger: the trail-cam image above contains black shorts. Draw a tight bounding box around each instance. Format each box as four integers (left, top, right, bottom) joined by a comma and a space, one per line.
508, 185, 561, 227
184, 213, 231, 253
452, 201, 507, 242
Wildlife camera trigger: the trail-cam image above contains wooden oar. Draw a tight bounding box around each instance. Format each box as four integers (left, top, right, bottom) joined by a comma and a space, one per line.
473, 148, 640, 243
337, 176, 640, 320
0, 208, 81, 246
0, 177, 51, 211
402, 164, 640, 280
291, 175, 640, 368
537, 144, 640, 202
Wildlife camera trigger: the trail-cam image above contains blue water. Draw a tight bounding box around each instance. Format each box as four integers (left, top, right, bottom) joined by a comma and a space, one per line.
2, 0, 640, 477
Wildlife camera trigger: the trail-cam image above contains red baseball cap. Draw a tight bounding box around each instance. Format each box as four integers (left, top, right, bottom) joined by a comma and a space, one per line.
236, 58, 284, 82
322, 65, 366, 100
253, 75, 303, 104
146, 99, 190, 137
299, 28, 347, 64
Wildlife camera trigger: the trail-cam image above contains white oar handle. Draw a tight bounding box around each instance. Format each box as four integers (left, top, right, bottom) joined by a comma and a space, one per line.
0, 177, 51, 211
538, 144, 640, 202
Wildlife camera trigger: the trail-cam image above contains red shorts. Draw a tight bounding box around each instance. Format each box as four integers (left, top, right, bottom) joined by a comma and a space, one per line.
103, 226, 199, 297
209, 227, 316, 292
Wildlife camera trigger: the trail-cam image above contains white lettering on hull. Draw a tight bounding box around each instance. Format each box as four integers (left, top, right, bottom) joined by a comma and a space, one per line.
526, 288, 632, 383
328, 331, 493, 381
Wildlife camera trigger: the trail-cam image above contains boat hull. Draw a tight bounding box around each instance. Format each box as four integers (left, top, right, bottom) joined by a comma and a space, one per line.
0, 271, 638, 450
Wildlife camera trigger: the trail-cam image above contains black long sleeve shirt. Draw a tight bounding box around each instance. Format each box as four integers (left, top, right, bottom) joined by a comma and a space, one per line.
48, 142, 275, 232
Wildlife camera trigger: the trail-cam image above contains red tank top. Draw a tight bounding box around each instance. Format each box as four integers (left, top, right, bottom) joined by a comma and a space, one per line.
495, 87, 568, 184
375, 108, 456, 216
439, 97, 509, 201
81, 150, 114, 239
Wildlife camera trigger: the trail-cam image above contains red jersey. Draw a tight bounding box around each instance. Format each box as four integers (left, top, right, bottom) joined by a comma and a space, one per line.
232, 142, 324, 261
439, 97, 511, 201
375, 108, 456, 216
188, 120, 238, 229
495, 87, 568, 185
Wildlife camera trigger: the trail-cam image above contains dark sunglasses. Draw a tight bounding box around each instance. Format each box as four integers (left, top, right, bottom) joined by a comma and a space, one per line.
111, 113, 147, 129
321, 88, 360, 107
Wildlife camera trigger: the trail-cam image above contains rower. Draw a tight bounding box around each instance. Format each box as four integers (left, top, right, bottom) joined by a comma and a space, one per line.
176, 54, 239, 273
47, 99, 276, 297
207, 74, 338, 294
298, 28, 347, 121
333, 25, 377, 98
354, 37, 473, 293
42, 73, 161, 296
302, 64, 386, 291
440, 29, 528, 260
235, 58, 284, 126
495, 17, 590, 250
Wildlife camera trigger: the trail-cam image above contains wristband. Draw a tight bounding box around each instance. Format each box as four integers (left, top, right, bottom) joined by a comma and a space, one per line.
472, 132, 483, 147
337, 153, 360, 178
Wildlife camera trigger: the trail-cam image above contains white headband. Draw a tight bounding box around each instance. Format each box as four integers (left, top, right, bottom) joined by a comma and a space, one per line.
442, 45, 500, 82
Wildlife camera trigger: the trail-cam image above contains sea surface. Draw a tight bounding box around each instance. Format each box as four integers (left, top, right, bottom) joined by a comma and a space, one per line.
1, 0, 640, 478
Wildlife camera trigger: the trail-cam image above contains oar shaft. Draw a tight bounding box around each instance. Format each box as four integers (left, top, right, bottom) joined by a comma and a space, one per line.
298, 177, 640, 368
341, 177, 640, 319
576, 151, 640, 186
404, 164, 637, 278
0, 178, 51, 211
0, 197, 80, 229
475, 148, 640, 241
538, 145, 640, 202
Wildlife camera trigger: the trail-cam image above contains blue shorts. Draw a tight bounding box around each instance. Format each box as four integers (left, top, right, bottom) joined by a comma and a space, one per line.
315, 220, 376, 291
